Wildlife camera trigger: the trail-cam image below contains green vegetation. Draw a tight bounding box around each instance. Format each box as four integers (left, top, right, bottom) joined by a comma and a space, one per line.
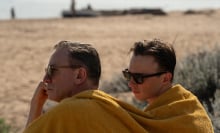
0, 118, 10, 133
174, 47, 220, 115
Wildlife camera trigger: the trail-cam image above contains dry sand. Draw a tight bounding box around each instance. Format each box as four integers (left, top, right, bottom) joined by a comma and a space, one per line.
0, 9, 220, 132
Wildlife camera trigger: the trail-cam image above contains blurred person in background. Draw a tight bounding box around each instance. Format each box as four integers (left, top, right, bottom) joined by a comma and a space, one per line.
10, 7, 15, 19
71, 0, 76, 14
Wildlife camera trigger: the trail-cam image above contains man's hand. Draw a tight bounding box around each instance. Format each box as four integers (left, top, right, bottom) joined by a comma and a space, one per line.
26, 81, 48, 127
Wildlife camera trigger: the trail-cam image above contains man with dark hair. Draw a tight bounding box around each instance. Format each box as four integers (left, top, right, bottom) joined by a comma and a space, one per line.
122, 39, 214, 132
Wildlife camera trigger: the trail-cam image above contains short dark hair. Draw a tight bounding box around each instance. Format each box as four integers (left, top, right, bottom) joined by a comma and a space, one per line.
54, 41, 101, 85
130, 39, 176, 81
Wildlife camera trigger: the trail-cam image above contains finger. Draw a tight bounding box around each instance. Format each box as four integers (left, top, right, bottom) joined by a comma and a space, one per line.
42, 81, 49, 90
38, 81, 46, 90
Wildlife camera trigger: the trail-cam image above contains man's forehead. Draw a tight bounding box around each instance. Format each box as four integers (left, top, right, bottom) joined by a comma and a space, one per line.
48, 48, 69, 65
129, 55, 159, 72
53, 48, 69, 56
130, 55, 157, 63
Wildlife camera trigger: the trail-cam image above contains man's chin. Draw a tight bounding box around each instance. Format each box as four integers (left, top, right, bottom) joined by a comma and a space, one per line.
42, 99, 59, 113
134, 94, 146, 102
48, 96, 59, 102
134, 95, 143, 101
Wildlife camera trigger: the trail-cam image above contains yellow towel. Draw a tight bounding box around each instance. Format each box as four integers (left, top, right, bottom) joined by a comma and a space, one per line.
23, 84, 213, 133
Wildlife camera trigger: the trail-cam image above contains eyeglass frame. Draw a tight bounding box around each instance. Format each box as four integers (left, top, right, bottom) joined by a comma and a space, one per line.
45, 65, 82, 79
122, 68, 167, 84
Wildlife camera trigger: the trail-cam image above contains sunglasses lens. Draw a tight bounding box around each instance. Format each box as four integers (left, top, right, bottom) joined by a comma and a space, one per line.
122, 70, 131, 81
133, 75, 143, 84
48, 67, 52, 77
122, 69, 144, 84
45, 66, 53, 78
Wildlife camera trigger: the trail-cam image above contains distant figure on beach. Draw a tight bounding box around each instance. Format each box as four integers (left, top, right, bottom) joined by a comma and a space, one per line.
87, 3, 93, 11
10, 7, 15, 19
71, 0, 76, 14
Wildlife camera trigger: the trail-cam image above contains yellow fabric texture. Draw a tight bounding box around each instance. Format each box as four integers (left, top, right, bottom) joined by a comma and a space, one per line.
23, 84, 213, 133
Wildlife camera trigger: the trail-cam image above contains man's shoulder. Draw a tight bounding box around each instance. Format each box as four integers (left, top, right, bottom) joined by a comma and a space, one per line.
146, 84, 198, 110
44, 89, 124, 118
51, 97, 95, 113
171, 84, 196, 98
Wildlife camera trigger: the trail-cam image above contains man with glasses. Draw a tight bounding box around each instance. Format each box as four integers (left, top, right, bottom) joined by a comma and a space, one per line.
24, 40, 149, 133
122, 39, 213, 132
24, 41, 102, 129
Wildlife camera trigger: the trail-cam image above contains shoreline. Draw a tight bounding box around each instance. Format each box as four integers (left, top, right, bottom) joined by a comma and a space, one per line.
0, 8, 219, 21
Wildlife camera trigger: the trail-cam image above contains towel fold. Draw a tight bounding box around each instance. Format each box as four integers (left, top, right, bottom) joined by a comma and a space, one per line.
23, 84, 213, 133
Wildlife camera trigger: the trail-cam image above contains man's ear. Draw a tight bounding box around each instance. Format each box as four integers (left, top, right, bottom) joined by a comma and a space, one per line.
74, 68, 87, 85
162, 72, 172, 83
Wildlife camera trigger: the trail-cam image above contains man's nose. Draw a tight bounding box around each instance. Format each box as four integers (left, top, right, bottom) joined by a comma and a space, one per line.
43, 74, 52, 83
128, 78, 137, 89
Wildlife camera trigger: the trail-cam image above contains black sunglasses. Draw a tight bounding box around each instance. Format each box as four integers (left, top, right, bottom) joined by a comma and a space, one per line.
45, 65, 81, 78
122, 69, 167, 84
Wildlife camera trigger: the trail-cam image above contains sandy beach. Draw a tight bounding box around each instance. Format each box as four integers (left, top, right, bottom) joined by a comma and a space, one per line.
0, 9, 220, 132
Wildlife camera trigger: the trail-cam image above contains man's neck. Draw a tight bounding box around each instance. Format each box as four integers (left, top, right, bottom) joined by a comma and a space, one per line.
147, 83, 172, 105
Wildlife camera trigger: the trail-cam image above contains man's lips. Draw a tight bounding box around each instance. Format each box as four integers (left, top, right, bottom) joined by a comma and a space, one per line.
45, 88, 53, 95
46, 88, 53, 91
45, 86, 53, 92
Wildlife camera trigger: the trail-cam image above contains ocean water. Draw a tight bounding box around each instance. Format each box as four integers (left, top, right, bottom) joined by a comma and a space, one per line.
0, 0, 220, 20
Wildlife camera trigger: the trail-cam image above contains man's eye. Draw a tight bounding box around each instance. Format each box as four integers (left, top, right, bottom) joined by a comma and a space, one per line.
137, 77, 142, 82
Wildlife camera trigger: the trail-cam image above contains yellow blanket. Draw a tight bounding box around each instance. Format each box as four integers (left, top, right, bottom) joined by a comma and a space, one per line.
23, 84, 213, 133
